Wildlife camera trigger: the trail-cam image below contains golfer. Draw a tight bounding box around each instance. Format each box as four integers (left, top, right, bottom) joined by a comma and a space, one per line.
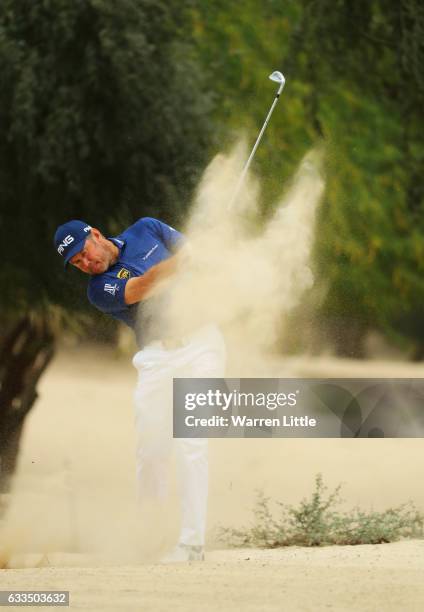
54, 217, 226, 562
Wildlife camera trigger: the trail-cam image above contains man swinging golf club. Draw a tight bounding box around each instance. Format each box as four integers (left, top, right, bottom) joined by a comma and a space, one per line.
54, 216, 226, 563
54, 69, 285, 563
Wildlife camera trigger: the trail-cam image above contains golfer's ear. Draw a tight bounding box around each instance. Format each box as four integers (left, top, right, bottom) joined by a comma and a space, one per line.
90, 227, 102, 240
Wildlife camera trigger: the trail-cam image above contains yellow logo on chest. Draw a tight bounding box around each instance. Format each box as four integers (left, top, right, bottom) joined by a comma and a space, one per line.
117, 268, 131, 279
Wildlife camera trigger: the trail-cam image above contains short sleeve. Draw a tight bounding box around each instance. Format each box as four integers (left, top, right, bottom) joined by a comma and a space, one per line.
87, 276, 129, 314
142, 217, 184, 250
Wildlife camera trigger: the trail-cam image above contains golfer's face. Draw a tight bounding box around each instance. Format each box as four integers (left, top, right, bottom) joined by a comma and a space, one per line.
70, 235, 109, 275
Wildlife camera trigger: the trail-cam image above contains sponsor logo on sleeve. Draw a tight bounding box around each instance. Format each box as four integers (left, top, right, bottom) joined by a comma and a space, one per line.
104, 283, 119, 296
142, 244, 159, 261
117, 268, 131, 279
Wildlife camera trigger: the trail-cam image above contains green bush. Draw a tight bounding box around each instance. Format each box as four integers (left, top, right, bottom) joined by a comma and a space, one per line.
217, 474, 424, 547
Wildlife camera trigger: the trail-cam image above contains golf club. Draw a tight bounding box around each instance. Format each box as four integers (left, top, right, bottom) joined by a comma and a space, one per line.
229, 70, 286, 209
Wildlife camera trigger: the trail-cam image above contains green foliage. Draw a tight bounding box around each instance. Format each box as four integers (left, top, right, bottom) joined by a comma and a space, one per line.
0, 0, 212, 315
193, 0, 424, 353
295, 0, 424, 348
217, 474, 424, 547
2, 1, 423, 350
191, 1, 306, 206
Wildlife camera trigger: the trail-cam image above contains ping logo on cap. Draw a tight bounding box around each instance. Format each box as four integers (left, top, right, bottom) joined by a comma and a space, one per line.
54, 220, 92, 266
57, 234, 75, 255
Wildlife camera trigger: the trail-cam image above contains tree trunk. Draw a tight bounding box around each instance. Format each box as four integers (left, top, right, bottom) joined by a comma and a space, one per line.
0, 315, 55, 514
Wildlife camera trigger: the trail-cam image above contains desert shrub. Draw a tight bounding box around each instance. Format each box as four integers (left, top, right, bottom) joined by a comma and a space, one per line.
218, 474, 424, 547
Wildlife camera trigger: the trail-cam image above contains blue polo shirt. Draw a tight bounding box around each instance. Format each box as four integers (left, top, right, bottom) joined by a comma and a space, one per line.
87, 217, 183, 340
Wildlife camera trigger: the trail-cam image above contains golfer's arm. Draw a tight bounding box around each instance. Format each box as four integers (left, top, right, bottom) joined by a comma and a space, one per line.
124, 253, 180, 305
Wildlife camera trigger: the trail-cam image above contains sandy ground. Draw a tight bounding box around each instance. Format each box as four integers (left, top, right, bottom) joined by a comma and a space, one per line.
1, 345, 424, 611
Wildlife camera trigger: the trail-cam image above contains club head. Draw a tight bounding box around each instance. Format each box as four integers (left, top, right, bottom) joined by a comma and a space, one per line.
269, 71, 285, 94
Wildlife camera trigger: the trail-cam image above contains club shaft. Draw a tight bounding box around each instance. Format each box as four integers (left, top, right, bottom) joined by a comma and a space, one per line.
229, 91, 282, 209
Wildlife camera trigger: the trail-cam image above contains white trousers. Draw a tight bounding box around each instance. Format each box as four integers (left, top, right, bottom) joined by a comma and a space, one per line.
132, 324, 226, 546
